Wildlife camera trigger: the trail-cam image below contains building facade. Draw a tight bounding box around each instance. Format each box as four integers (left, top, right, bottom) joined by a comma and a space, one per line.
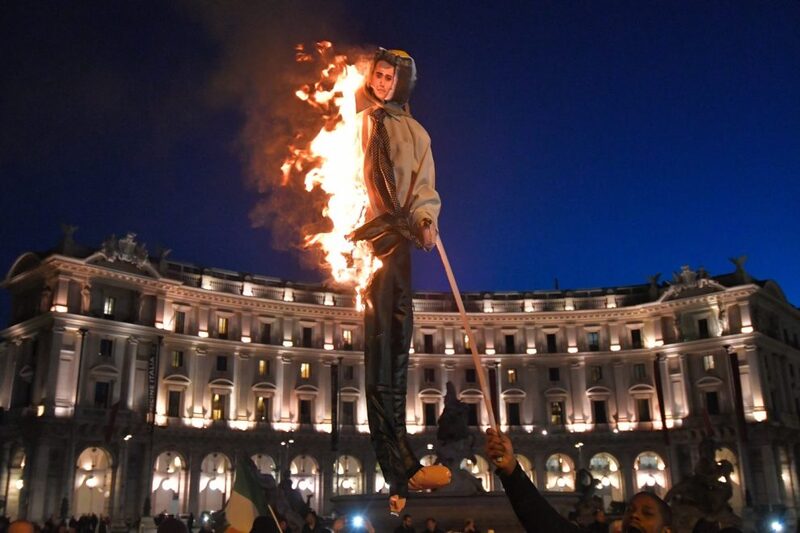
1, 232, 799, 527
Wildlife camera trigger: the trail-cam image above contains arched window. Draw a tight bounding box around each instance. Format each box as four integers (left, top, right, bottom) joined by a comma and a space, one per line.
199, 453, 232, 513
588, 452, 624, 508
251, 454, 277, 477
74, 447, 113, 516
545, 453, 575, 492
634, 451, 668, 497
460, 454, 491, 491
333, 455, 363, 495
715, 447, 742, 514
515, 454, 535, 482
290, 455, 321, 512
152, 451, 188, 515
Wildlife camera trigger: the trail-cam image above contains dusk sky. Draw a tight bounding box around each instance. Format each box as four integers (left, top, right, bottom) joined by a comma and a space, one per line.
2, 1, 799, 326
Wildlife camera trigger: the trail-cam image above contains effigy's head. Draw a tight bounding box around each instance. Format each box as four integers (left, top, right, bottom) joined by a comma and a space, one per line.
367, 48, 417, 105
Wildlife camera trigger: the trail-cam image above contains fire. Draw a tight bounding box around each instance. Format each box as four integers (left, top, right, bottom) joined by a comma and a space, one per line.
283, 44, 380, 308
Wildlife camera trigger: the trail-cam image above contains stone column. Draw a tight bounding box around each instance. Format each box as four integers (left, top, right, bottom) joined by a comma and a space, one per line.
192, 347, 207, 420
744, 344, 766, 420
613, 360, 629, 425
320, 359, 333, 426
187, 449, 202, 516
1, 338, 22, 408
43, 327, 65, 414
761, 445, 782, 504
26, 440, 50, 521
569, 361, 587, 427
407, 361, 419, 428
235, 352, 249, 420
675, 354, 691, 418
657, 354, 674, 424
121, 337, 139, 410
525, 362, 540, 426
280, 356, 293, 422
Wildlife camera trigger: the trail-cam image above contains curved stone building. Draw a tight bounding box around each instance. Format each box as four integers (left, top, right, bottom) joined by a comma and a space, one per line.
1, 232, 798, 528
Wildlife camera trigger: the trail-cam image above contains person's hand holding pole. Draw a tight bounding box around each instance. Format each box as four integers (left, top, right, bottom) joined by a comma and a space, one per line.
485, 428, 518, 476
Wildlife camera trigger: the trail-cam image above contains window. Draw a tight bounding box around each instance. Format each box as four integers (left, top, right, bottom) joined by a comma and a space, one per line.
174, 311, 186, 334
94, 381, 110, 408
591, 365, 603, 383
103, 297, 115, 318
171, 350, 184, 368
342, 400, 355, 426
217, 316, 229, 339
698, 319, 709, 339
216, 356, 228, 372
463, 333, 471, 352
465, 368, 477, 383
633, 363, 647, 380
99, 339, 114, 358
424, 403, 438, 426
258, 360, 269, 377
342, 329, 353, 350
424, 334, 434, 354
168, 390, 182, 418
256, 396, 271, 422
637, 398, 651, 422
548, 367, 560, 382
703, 354, 715, 372
631, 329, 643, 349
550, 401, 565, 425
300, 363, 311, 380
507, 368, 518, 384
302, 327, 313, 348
212, 393, 226, 420
706, 391, 720, 415
424, 368, 436, 384
260, 323, 272, 344
299, 399, 312, 424
587, 332, 600, 352
467, 403, 479, 426
507, 402, 521, 426
546, 333, 558, 353
505, 334, 516, 354
344, 365, 355, 380
592, 400, 608, 424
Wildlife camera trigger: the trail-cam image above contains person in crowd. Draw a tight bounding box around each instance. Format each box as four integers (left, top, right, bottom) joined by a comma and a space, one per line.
156, 517, 187, 533
463, 518, 480, 533
422, 518, 444, 533
486, 428, 673, 533
394, 514, 415, 533
301, 511, 326, 533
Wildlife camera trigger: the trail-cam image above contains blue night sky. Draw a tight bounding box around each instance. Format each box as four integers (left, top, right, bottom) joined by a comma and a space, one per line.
1, 1, 799, 326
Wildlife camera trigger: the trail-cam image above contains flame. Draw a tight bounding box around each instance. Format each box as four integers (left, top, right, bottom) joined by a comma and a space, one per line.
283, 44, 381, 308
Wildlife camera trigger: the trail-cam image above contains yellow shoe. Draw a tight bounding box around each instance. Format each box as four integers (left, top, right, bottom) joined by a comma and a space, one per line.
408, 464, 452, 491
389, 494, 406, 515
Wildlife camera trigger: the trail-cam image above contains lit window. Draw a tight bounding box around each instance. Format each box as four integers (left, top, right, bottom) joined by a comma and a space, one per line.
300, 363, 311, 380
217, 317, 229, 339
172, 350, 184, 368
212, 393, 226, 420
103, 297, 115, 317
343, 329, 353, 349
550, 401, 565, 425
507, 369, 517, 384
258, 360, 268, 376
256, 396, 270, 422
703, 354, 715, 371
463, 333, 471, 352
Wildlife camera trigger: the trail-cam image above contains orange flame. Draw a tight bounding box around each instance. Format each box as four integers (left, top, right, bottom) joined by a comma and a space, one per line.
284, 45, 380, 308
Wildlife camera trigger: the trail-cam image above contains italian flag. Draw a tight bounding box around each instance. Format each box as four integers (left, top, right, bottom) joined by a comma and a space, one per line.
224, 460, 272, 533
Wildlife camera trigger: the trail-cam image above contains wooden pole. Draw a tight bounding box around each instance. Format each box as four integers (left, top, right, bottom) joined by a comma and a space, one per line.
436, 235, 498, 431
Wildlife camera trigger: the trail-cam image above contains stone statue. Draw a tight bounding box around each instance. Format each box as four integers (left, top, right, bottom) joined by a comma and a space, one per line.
647, 273, 661, 300
728, 256, 751, 284
665, 435, 741, 532
434, 382, 484, 494
81, 284, 92, 314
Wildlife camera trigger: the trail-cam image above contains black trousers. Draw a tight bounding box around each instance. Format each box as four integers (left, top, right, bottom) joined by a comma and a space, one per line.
364, 239, 421, 498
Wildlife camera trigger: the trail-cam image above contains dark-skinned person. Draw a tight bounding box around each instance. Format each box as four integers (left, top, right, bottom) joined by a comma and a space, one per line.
485, 428, 672, 533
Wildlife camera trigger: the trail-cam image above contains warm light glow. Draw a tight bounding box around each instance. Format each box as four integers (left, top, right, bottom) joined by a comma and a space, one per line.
198, 330, 209, 338
155, 321, 164, 329
14, 479, 24, 490
85, 475, 98, 488
753, 409, 767, 422
284, 51, 381, 310
51, 304, 68, 313
741, 325, 754, 333
444, 348, 455, 355
324, 343, 334, 350
485, 348, 496, 355
283, 340, 294, 347
567, 346, 578, 354
124, 434, 132, 441
610, 344, 621, 352
241, 336, 251, 343
526, 347, 537, 355
37, 404, 45, 417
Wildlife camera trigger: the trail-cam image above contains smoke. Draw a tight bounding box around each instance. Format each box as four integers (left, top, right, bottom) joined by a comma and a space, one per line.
187, 2, 372, 277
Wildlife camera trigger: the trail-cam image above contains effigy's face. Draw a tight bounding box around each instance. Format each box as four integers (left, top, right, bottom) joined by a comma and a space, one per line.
369, 60, 396, 100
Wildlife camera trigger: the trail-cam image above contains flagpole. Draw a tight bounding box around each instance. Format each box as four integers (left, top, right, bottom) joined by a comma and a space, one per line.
435, 235, 498, 431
